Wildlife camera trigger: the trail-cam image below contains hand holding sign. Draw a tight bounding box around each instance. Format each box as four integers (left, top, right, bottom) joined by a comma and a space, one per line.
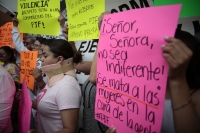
58, 10, 65, 28
162, 37, 192, 80
12, 13, 19, 27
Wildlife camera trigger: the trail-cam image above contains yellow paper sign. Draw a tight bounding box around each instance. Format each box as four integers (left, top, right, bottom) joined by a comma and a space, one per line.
17, 0, 60, 36
66, 0, 105, 41
0, 22, 23, 48
20, 51, 38, 90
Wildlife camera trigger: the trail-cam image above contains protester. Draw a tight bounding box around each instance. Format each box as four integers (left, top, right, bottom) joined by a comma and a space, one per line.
29, 39, 82, 133
62, 24, 92, 74
0, 46, 19, 84
0, 65, 16, 133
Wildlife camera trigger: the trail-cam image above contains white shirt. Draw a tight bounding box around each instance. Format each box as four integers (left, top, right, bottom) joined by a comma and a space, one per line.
36, 75, 81, 133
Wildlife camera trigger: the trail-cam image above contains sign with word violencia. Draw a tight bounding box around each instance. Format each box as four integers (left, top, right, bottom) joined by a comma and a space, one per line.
18, 0, 60, 36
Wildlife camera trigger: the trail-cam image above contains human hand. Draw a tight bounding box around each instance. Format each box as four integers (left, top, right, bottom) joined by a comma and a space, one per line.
12, 13, 19, 27
162, 37, 192, 80
58, 9, 65, 28
106, 126, 116, 133
33, 68, 43, 82
15, 89, 22, 100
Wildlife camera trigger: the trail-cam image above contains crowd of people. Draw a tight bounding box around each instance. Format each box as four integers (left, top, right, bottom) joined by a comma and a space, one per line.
0, 10, 200, 133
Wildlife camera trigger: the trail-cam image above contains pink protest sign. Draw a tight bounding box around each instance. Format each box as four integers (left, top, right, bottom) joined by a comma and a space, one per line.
95, 4, 181, 133
18, 79, 32, 133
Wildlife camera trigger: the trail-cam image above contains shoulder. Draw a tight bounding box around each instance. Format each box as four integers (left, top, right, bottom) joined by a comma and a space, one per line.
56, 75, 81, 93
6, 63, 19, 69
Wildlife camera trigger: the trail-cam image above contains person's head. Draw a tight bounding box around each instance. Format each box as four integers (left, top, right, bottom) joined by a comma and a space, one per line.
40, 39, 82, 66
32, 37, 47, 54
0, 46, 16, 64
175, 29, 200, 89
98, 11, 110, 30
24, 35, 36, 51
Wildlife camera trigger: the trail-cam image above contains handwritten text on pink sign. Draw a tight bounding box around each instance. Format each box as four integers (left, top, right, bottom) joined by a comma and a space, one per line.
95, 5, 181, 133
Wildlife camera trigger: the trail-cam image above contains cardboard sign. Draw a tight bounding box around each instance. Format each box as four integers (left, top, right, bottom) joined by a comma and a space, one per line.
20, 51, 38, 90
17, 0, 60, 36
0, 22, 23, 48
154, 0, 200, 18
18, 79, 32, 133
95, 5, 181, 133
66, 0, 105, 41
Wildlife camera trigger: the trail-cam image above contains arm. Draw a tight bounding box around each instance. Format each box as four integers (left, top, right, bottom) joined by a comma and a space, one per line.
163, 37, 200, 133
12, 16, 28, 53
74, 61, 92, 75
32, 100, 37, 110
90, 48, 97, 85
57, 10, 66, 40
33, 68, 46, 90
54, 109, 79, 133
54, 79, 81, 133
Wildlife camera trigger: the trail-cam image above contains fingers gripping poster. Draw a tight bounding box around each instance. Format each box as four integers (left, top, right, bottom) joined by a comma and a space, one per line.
95, 5, 181, 133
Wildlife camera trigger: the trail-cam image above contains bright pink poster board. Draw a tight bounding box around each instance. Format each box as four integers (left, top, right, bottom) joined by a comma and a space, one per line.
18, 79, 32, 133
95, 4, 181, 133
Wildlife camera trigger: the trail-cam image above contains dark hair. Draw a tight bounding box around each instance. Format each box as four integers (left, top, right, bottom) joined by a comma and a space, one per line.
46, 39, 82, 63
0, 46, 16, 63
36, 37, 48, 45
26, 35, 36, 44
175, 29, 200, 89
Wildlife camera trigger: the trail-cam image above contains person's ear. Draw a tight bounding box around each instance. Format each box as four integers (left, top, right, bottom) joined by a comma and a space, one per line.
56, 56, 64, 64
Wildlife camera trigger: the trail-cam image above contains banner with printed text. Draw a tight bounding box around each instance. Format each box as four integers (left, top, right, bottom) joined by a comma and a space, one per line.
95, 5, 181, 133
17, 0, 60, 36
0, 22, 23, 48
20, 51, 38, 90
66, 0, 105, 41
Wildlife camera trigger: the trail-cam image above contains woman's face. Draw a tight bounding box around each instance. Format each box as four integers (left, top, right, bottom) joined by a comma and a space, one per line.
0, 49, 10, 63
32, 40, 42, 52
40, 45, 59, 66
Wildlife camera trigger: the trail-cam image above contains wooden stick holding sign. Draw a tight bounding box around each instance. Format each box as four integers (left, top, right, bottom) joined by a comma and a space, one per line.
20, 51, 38, 90
95, 5, 181, 133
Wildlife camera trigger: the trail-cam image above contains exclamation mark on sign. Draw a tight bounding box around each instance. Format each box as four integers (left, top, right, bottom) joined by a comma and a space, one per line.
42, 22, 45, 28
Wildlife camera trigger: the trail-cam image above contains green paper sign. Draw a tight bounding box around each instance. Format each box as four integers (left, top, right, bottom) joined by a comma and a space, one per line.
154, 0, 200, 18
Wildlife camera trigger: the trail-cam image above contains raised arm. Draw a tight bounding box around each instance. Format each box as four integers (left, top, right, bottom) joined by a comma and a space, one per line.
12, 15, 28, 53
57, 10, 67, 40
163, 37, 200, 133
